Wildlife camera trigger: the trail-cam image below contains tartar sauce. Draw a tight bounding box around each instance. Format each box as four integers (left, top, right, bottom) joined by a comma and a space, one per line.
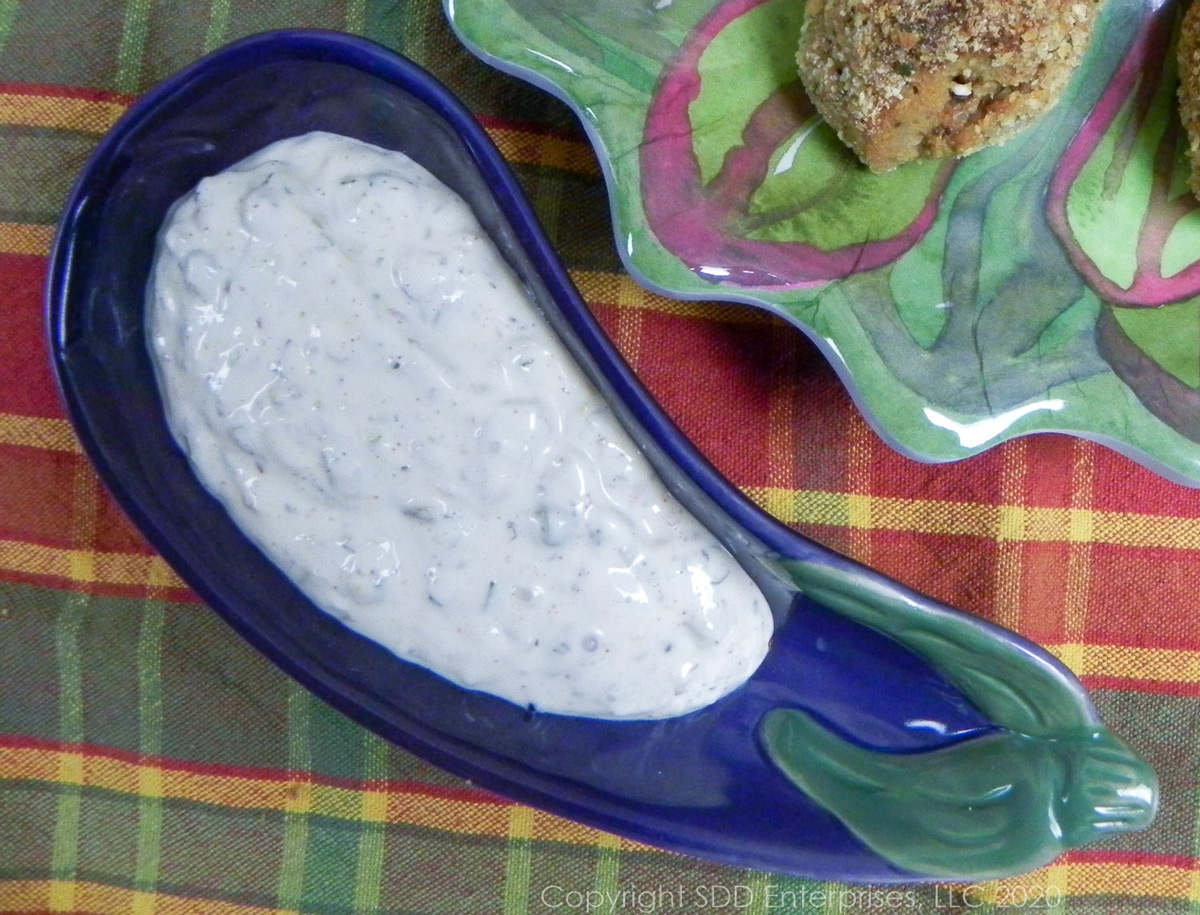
147, 131, 772, 719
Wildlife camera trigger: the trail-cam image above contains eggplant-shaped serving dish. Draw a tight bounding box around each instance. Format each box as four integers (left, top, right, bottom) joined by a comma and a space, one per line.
46, 30, 1157, 883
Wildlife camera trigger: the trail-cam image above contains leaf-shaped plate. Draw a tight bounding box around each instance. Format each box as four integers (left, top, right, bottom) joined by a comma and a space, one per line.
446, 0, 1200, 485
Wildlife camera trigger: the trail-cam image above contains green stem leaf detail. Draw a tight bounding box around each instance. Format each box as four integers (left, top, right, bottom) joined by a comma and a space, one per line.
760, 560, 1158, 880
761, 709, 1157, 880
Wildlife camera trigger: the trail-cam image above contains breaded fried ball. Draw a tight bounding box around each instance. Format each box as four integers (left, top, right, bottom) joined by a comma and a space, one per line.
797, 0, 1104, 172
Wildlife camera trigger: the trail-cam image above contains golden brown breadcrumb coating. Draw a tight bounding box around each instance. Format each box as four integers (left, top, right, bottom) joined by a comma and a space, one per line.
796, 0, 1104, 172
1178, 1, 1200, 196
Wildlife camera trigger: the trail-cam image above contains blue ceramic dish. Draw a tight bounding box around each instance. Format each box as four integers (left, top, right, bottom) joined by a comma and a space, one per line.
46, 30, 1156, 883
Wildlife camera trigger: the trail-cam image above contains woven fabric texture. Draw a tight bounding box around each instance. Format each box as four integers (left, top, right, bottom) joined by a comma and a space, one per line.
1, 1, 1197, 913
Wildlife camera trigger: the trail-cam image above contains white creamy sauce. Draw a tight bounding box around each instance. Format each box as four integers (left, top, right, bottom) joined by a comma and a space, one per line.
147, 131, 772, 719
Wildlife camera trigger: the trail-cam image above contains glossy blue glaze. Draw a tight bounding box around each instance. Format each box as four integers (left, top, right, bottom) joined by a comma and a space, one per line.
46, 30, 1128, 882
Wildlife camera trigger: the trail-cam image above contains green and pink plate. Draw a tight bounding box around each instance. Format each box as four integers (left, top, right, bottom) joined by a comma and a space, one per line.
448, 0, 1200, 485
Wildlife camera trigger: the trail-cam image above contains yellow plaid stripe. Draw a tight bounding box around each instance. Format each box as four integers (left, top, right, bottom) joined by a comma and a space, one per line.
754, 485, 1200, 549
936, 861, 1193, 902
571, 269, 775, 321
0, 538, 184, 590
487, 125, 600, 176
0, 743, 649, 850
0, 880, 286, 915
0, 91, 127, 133
0, 412, 81, 453
750, 486, 1200, 550
1048, 643, 1200, 683
1061, 862, 1193, 899
0, 221, 54, 256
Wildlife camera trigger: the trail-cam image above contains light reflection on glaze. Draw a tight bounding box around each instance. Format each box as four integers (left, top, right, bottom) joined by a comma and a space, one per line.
146, 131, 772, 719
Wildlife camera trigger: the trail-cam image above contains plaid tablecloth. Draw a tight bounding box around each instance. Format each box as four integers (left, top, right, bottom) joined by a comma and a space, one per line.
2, 1, 1198, 912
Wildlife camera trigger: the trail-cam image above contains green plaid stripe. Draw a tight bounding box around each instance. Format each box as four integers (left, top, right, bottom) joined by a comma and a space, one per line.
49, 593, 85, 889
0, 0, 18, 55
278, 683, 313, 910
134, 601, 165, 898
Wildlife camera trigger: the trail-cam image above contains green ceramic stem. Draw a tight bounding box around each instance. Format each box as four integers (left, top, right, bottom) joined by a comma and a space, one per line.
759, 559, 1158, 881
